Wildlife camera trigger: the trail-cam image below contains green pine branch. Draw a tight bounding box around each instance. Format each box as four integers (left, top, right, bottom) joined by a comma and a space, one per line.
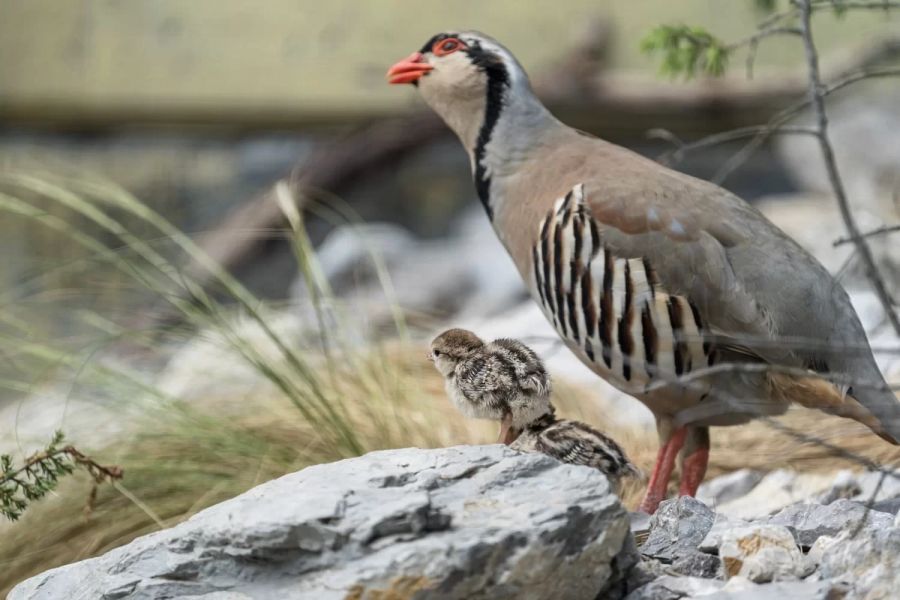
640, 25, 730, 80
1, 431, 123, 521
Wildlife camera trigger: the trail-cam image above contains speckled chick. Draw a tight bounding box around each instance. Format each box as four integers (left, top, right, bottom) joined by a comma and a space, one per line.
512, 406, 641, 483
430, 328, 641, 482
429, 328, 551, 443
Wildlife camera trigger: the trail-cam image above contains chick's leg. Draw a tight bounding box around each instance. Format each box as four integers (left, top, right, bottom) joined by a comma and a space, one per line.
497, 412, 520, 445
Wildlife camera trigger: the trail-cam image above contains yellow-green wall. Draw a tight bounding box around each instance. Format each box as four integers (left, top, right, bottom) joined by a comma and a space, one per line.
1, 0, 896, 124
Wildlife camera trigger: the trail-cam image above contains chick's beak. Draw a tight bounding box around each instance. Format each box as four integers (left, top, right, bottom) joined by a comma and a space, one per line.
426, 351, 435, 363
387, 52, 433, 85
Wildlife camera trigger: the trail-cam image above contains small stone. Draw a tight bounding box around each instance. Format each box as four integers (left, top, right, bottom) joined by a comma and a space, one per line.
714, 470, 836, 520
670, 551, 721, 579
850, 469, 900, 504
805, 534, 839, 568
640, 497, 715, 562
699, 514, 749, 553
696, 469, 764, 507
815, 469, 861, 504
630, 511, 652, 547
625, 558, 667, 593
625, 575, 723, 600
872, 496, 900, 516
768, 498, 894, 547
707, 577, 847, 600
819, 524, 900, 599
719, 524, 804, 583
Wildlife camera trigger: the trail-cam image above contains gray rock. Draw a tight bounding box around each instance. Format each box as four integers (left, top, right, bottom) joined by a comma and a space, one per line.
698, 514, 750, 553
819, 526, 900, 600
804, 534, 839, 571
767, 499, 894, 547
704, 577, 847, 600
816, 470, 862, 505
641, 497, 715, 562
670, 552, 722, 579
712, 470, 837, 520
625, 559, 668, 594
10, 445, 636, 600
696, 470, 764, 507
719, 524, 803, 583
849, 469, 900, 505
871, 496, 900, 515
625, 575, 723, 600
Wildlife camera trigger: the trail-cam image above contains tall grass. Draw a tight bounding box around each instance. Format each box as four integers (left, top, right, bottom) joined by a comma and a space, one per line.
0, 169, 460, 591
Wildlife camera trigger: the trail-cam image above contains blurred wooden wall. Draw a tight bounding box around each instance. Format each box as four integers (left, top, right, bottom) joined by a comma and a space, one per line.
0, 0, 895, 129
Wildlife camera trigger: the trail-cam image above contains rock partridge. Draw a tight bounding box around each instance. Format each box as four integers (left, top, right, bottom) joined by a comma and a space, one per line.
429, 328, 640, 482
391, 32, 900, 513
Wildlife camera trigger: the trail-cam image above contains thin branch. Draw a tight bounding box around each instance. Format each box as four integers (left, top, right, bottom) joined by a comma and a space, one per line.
710, 66, 900, 183
730, 26, 803, 53
641, 360, 898, 397
825, 66, 900, 94
834, 224, 900, 247
644, 362, 900, 478
811, 0, 900, 9
2, 446, 122, 487
649, 124, 817, 164
797, 0, 900, 335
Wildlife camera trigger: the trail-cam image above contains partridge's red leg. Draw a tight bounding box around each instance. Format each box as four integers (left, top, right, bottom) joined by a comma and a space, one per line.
678, 426, 710, 497
638, 426, 687, 514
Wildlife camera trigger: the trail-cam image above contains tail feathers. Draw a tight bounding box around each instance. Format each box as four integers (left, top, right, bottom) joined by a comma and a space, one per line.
769, 372, 900, 445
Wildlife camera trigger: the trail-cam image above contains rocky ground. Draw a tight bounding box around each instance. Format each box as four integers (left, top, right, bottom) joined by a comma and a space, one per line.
10, 445, 900, 600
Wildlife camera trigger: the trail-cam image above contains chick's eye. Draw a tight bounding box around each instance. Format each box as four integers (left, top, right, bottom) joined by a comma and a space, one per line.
434, 38, 461, 56
433, 350, 441, 357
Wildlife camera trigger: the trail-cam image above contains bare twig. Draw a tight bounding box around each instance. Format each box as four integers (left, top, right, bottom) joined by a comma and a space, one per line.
796, 0, 900, 335
649, 124, 817, 164
811, 0, 900, 9
709, 66, 900, 182
833, 224, 900, 247
643, 360, 900, 478
641, 360, 898, 396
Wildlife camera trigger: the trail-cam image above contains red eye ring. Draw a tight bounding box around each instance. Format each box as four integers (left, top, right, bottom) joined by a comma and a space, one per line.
433, 38, 462, 56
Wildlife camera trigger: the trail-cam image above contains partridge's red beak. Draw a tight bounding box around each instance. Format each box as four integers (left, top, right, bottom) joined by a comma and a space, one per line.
387, 52, 433, 85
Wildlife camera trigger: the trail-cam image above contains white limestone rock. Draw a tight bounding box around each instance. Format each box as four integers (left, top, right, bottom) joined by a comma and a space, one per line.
10, 445, 637, 600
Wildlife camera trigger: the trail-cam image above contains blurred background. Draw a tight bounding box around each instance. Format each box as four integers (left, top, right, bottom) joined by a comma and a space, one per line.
1, 0, 899, 592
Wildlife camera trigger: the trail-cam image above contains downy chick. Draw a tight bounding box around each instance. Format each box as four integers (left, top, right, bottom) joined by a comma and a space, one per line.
429, 328, 551, 444
430, 328, 640, 482
512, 405, 641, 482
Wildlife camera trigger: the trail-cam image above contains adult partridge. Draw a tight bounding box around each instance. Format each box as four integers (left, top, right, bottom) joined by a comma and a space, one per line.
388, 32, 900, 513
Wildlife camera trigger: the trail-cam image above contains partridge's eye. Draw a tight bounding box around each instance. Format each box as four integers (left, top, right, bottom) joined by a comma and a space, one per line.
433, 350, 442, 357
434, 38, 462, 56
